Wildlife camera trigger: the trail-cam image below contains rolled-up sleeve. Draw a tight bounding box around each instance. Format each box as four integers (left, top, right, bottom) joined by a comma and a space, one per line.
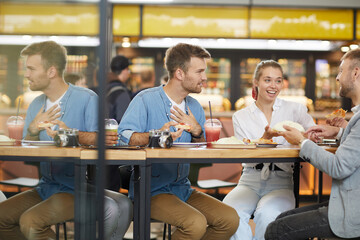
118, 95, 148, 145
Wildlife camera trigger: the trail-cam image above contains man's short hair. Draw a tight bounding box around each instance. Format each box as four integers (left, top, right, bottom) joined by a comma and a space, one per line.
110, 55, 130, 75
165, 43, 211, 79
341, 48, 360, 69
21, 41, 67, 76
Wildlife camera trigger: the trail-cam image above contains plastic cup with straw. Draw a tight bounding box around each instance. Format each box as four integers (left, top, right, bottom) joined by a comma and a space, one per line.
7, 98, 25, 145
204, 101, 222, 144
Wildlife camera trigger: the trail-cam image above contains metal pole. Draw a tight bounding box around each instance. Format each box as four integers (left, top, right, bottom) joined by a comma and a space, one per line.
97, 0, 110, 238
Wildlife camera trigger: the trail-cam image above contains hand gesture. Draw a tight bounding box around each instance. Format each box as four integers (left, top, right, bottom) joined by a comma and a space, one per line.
278, 125, 306, 145
170, 106, 202, 136
262, 125, 280, 139
326, 117, 348, 128
28, 105, 61, 136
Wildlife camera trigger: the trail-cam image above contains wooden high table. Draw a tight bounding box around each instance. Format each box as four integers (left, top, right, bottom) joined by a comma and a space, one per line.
0, 146, 147, 240
143, 145, 337, 240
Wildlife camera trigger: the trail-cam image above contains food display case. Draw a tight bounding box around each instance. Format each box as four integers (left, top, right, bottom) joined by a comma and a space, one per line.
191, 57, 231, 111
314, 59, 341, 111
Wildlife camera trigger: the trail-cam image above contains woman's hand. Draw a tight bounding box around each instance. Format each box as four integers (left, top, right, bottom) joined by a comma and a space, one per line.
261, 125, 280, 139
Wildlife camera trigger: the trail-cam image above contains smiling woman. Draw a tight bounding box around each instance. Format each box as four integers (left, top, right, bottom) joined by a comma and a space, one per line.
223, 60, 316, 240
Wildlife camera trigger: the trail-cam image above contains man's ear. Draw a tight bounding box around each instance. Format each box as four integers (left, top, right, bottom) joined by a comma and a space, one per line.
353, 67, 360, 80
175, 68, 184, 80
47, 66, 57, 79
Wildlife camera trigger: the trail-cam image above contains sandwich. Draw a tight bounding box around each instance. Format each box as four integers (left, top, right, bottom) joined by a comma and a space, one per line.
175, 123, 191, 131
325, 108, 347, 120
272, 120, 305, 132
38, 121, 55, 128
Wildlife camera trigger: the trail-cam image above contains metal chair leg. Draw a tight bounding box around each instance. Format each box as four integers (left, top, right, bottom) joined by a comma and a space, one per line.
167, 224, 171, 240
63, 222, 67, 240
55, 223, 60, 240
163, 223, 167, 240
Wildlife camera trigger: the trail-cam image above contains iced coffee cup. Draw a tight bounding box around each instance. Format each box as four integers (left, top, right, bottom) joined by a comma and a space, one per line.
204, 119, 222, 143
7, 116, 25, 146
105, 118, 118, 133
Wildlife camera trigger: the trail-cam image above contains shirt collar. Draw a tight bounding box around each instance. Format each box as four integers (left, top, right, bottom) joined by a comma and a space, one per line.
249, 98, 282, 113
351, 105, 360, 115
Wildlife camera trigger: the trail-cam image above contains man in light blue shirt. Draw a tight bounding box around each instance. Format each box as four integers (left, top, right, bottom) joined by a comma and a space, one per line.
0, 41, 132, 240
109, 43, 239, 240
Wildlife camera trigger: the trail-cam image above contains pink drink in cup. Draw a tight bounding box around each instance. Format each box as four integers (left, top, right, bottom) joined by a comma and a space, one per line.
7, 116, 25, 146
204, 119, 222, 143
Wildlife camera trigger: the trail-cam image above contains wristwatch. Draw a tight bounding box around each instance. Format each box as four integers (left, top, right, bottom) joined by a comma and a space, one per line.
191, 130, 203, 139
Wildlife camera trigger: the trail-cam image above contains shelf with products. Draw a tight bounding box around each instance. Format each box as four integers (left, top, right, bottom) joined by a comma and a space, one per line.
203, 58, 231, 98
191, 58, 231, 112
314, 59, 341, 111
278, 58, 307, 97
66, 55, 88, 74
239, 58, 262, 97
0, 55, 7, 92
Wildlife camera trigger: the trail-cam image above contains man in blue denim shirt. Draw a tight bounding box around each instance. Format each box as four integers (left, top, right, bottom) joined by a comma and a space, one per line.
0, 41, 132, 240
108, 43, 239, 240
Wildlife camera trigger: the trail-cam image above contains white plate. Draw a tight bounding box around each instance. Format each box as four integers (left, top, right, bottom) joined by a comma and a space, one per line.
172, 142, 207, 148
22, 140, 55, 146
256, 143, 280, 148
0, 140, 15, 146
209, 143, 256, 149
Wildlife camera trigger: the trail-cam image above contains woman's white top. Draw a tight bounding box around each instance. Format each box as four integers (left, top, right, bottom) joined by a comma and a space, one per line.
232, 98, 315, 179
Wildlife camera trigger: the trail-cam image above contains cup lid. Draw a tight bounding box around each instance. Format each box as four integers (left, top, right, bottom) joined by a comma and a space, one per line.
205, 119, 222, 127
7, 116, 24, 125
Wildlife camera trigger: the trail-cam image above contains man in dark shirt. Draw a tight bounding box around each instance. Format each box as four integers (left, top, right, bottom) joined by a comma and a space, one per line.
107, 55, 132, 123
106, 55, 133, 191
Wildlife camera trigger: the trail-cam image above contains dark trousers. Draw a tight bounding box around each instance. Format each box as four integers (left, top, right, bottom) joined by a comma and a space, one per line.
265, 201, 360, 240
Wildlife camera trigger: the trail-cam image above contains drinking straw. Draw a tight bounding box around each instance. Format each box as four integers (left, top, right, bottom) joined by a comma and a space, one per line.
16, 98, 21, 124
208, 101, 213, 126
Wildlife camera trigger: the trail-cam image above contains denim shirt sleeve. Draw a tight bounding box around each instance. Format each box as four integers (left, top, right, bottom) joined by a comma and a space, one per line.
84, 93, 98, 132
118, 95, 149, 145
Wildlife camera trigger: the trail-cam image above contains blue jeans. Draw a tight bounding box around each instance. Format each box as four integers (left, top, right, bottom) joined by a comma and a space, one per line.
265, 201, 360, 240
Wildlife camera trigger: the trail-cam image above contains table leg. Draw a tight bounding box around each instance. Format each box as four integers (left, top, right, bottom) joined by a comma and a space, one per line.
144, 163, 152, 240
293, 162, 300, 208
133, 165, 140, 240
74, 163, 96, 240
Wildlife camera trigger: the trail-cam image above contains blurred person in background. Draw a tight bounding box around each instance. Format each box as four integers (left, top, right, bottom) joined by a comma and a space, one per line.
160, 73, 169, 85
64, 72, 88, 88
223, 60, 315, 240
0, 41, 132, 240
105, 55, 133, 192
132, 69, 155, 98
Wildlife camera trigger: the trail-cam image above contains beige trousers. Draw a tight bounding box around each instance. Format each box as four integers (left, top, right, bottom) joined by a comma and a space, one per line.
0, 189, 74, 240
151, 190, 239, 240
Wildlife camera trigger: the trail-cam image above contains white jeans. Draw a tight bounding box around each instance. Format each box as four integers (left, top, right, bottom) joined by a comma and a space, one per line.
223, 167, 295, 240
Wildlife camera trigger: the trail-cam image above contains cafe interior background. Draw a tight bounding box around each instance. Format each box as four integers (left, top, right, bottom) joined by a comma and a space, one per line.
1, 0, 360, 222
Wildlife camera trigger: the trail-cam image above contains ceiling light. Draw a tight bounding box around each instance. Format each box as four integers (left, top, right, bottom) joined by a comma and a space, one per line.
138, 38, 340, 51
349, 44, 359, 50
341, 46, 350, 52
0, 35, 99, 46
